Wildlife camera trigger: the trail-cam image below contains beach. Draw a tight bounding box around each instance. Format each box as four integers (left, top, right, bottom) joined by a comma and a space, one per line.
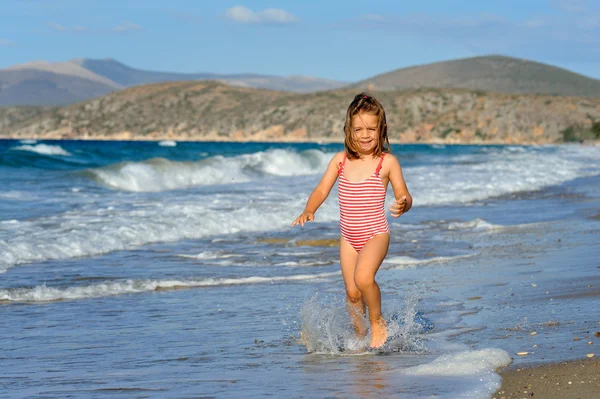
1, 139, 599, 398
496, 357, 599, 399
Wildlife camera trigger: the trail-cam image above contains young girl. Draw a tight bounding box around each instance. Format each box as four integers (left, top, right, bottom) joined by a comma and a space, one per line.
291, 93, 412, 349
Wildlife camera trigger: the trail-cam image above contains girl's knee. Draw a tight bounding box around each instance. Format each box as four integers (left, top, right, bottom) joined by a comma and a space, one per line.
346, 289, 362, 303
354, 273, 375, 291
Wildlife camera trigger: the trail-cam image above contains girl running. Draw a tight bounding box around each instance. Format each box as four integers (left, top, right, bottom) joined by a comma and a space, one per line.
292, 93, 412, 348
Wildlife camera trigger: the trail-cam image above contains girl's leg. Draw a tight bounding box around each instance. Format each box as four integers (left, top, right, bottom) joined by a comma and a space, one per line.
354, 233, 390, 348
339, 236, 367, 336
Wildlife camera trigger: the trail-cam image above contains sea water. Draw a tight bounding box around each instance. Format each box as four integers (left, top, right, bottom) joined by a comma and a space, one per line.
1, 140, 599, 398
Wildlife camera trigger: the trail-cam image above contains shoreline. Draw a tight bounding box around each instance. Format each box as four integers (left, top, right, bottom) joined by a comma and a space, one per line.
2, 135, 599, 146
495, 357, 599, 399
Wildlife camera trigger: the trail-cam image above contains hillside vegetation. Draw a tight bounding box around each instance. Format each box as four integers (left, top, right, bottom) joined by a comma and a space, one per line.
2, 81, 600, 144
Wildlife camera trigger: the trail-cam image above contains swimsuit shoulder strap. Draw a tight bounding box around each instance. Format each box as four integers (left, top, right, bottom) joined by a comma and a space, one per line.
338, 153, 347, 175
375, 152, 386, 175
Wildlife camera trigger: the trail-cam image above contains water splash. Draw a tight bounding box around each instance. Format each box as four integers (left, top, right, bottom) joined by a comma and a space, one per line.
299, 293, 429, 355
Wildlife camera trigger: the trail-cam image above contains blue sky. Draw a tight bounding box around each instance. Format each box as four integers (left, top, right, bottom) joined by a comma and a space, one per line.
2, 0, 600, 81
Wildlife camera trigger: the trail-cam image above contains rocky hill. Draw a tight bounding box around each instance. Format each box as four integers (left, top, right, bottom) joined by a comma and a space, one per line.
2, 81, 599, 144
355, 55, 600, 98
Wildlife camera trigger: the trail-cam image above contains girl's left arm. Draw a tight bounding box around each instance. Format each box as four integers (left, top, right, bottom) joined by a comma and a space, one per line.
387, 155, 413, 218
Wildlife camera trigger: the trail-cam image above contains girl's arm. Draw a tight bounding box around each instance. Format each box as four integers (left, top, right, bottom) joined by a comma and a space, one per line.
387, 155, 413, 218
291, 152, 343, 227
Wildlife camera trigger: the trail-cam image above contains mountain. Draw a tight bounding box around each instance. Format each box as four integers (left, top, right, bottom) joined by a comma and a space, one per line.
354, 55, 600, 98
3, 55, 600, 108
0, 58, 347, 106
79, 58, 346, 93
3, 81, 599, 144
0, 69, 118, 107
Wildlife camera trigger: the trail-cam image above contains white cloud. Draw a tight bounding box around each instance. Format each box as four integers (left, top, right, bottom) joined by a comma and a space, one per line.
363, 14, 385, 21
48, 22, 88, 32
259, 8, 296, 24
48, 22, 68, 32
557, 0, 586, 13
522, 18, 550, 28
225, 5, 297, 24
113, 21, 143, 32
0, 38, 16, 47
225, 5, 257, 23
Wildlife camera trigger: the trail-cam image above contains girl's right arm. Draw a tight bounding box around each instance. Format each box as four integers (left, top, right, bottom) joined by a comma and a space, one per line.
291, 152, 344, 227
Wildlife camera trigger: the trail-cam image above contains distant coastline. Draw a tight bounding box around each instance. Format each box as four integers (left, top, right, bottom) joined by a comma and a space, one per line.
2, 134, 598, 146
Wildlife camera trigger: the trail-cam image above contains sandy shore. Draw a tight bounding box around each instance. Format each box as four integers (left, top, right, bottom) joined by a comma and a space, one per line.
494, 357, 599, 399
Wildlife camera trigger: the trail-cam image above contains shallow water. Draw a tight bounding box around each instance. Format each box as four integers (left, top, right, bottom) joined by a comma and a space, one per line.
1, 140, 599, 398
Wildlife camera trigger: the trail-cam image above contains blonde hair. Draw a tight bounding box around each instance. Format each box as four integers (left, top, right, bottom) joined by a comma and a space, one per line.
343, 92, 390, 159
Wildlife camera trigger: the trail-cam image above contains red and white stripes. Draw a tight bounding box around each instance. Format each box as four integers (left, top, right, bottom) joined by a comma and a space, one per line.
338, 154, 389, 252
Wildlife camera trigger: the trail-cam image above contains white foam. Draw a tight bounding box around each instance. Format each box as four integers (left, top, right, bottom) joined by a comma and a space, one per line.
158, 140, 177, 147
0, 272, 339, 303
403, 348, 512, 399
0, 191, 31, 200
407, 145, 600, 206
12, 144, 71, 156
88, 149, 332, 192
383, 254, 475, 269
274, 259, 334, 267
0, 199, 340, 272
19, 139, 37, 144
447, 218, 502, 231
177, 251, 243, 260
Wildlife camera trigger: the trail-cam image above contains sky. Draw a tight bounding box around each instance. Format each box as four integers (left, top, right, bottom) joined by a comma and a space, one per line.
1, 0, 600, 82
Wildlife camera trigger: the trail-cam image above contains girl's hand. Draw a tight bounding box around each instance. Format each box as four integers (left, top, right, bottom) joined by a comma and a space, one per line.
390, 196, 408, 218
291, 212, 314, 227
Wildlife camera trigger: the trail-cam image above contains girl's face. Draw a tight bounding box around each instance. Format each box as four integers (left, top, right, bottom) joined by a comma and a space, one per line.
351, 112, 379, 155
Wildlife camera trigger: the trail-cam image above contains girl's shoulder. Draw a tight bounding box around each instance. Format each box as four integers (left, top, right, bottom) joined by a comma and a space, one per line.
331, 151, 346, 164
381, 152, 400, 173
382, 152, 399, 164
328, 151, 346, 173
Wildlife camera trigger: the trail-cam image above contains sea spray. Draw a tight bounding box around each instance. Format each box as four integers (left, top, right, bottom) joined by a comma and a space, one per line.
299, 293, 428, 354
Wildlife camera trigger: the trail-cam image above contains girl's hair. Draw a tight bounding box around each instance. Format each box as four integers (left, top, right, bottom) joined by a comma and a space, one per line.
343, 92, 390, 159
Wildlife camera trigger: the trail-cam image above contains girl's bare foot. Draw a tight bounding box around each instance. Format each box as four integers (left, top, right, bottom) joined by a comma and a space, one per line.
369, 317, 387, 348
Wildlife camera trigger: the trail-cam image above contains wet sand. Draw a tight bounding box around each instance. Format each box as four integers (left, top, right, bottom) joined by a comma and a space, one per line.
494, 357, 599, 399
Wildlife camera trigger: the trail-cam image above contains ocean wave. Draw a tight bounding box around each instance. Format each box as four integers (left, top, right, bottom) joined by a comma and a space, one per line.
158, 140, 177, 147
2, 145, 598, 272
0, 200, 341, 272
12, 144, 71, 156
447, 218, 503, 231
274, 259, 335, 267
383, 254, 476, 269
176, 251, 244, 260
408, 145, 600, 206
87, 149, 332, 192
0, 272, 339, 303
0, 191, 31, 201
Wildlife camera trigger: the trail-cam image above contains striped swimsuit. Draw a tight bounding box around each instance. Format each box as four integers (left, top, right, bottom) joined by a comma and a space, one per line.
337, 153, 390, 252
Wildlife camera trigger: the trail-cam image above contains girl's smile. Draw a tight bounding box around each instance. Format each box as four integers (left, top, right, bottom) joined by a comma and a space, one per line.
352, 112, 379, 155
